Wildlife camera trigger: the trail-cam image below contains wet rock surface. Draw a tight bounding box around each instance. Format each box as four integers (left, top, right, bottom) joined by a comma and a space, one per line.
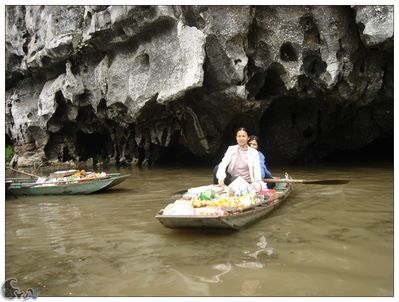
5, 5, 393, 167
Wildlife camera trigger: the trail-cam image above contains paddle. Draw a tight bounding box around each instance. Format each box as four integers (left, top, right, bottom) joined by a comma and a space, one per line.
8, 167, 40, 178
263, 178, 349, 185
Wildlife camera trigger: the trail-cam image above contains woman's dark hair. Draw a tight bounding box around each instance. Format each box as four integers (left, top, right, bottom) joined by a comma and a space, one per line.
235, 127, 249, 136
249, 135, 260, 144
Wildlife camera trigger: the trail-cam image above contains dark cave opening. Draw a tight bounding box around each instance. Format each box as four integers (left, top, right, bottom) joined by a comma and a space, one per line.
322, 136, 393, 163
280, 42, 298, 62
299, 15, 321, 45
154, 132, 208, 167
255, 65, 286, 99
76, 131, 110, 162
303, 54, 327, 78
61, 145, 74, 162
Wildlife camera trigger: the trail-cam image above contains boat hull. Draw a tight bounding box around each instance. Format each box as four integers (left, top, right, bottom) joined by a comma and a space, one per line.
6, 174, 130, 196
155, 184, 292, 230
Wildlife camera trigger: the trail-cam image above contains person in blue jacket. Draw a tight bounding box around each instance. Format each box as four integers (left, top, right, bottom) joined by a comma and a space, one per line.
248, 135, 275, 188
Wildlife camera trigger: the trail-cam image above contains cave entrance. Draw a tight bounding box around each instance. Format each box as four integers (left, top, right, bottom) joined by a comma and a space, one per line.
76, 131, 110, 162
322, 136, 394, 163
154, 131, 204, 166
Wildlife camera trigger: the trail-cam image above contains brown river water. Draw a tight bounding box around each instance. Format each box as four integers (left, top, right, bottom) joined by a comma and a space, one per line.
4, 163, 393, 297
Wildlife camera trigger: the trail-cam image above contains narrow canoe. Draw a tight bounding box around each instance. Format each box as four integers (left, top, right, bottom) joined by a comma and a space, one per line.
6, 173, 130, 196
155, 183, 292, 230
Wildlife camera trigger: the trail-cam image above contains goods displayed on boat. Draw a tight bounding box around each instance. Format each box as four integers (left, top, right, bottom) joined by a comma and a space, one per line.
156, 171, 347, 230
162, 177, 278, 217
33, 170, 108, 187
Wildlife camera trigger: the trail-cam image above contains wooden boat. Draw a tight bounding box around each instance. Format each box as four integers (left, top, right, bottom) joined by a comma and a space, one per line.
6, 173, 130, 196
155, 183, 292, 230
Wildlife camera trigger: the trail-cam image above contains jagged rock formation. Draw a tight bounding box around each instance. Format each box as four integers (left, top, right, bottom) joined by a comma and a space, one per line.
5, 5, 393, 167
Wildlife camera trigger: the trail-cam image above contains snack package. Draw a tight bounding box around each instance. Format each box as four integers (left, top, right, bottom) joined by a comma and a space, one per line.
228, 177, 255, 196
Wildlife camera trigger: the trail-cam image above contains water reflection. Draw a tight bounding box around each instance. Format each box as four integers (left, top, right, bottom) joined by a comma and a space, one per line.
236, 235, 273, 269
166, 267, 211, 295
196, 263, 232, 283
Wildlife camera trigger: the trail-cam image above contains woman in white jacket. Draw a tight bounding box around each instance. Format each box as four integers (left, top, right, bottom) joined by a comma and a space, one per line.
213, 127, 262, 187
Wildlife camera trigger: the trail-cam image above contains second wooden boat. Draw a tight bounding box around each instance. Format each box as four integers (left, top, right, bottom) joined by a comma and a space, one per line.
6, 173, 130, 196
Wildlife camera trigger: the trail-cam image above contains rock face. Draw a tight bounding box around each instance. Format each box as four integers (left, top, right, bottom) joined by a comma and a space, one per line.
5, 5, 393, 167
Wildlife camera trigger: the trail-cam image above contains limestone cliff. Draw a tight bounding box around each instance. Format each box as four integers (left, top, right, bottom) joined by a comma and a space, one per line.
5, 5, 393, 167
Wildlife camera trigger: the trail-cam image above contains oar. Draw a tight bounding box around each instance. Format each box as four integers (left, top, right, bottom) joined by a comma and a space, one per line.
8, 167, 40, 178
263, 178, 349, 185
